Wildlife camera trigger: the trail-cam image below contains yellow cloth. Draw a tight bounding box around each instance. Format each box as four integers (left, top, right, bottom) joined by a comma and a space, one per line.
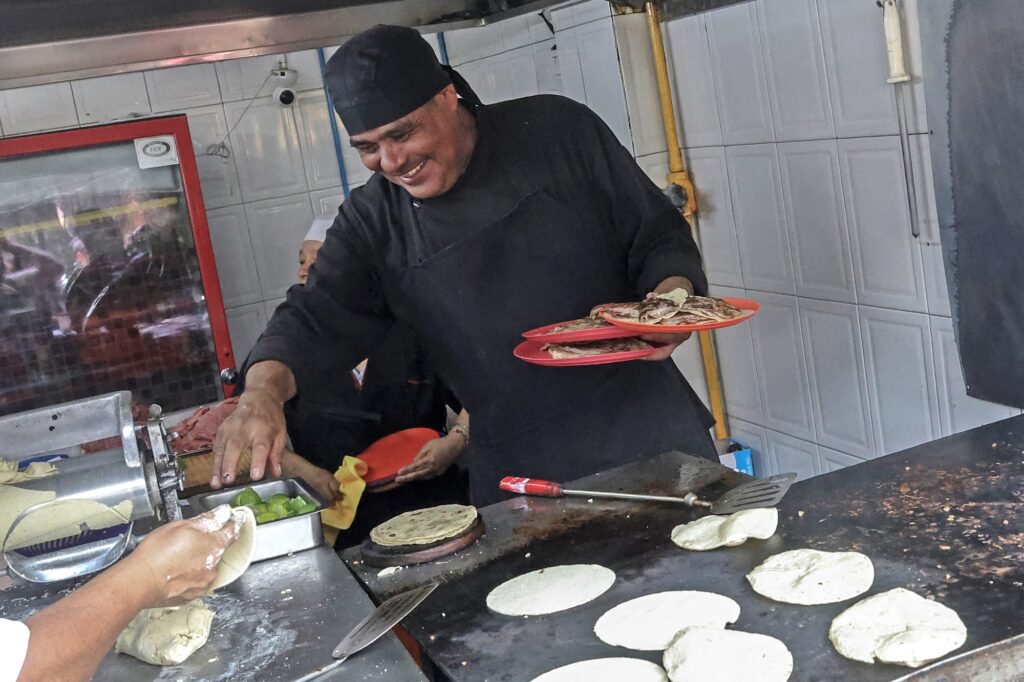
321, 457, 368, 545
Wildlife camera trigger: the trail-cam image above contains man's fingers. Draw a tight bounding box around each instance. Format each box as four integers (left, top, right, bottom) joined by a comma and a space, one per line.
641, 343, 680, 361
218, 435, 246, 486
248, 439, 270, 481
266, 432, 287, 478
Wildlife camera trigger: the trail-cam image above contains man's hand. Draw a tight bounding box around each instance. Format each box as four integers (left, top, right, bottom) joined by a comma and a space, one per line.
641, 275, 695, 361
128, 507, 240, 607
394, 434, 465, 485
281, 450, 342, 503
210, 361, 295, 488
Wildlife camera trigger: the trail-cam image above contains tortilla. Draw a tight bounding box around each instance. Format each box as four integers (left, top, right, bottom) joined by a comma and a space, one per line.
548, 317, 612, 333
209, 505, 256, 590
370, 504, 477, 547
0, 485, 58, 549
531, 658, 668, 682
594, 591, 740, 650
746, 549, 873, 605
663, 627, 793, 682
829, 588, 967, 667
593, 292, 744, 326
671, 508, 778, 551
0, 461, 57, 484
486, 564, 615, 616
3, 497, 132, 551
542, 338, 651, 359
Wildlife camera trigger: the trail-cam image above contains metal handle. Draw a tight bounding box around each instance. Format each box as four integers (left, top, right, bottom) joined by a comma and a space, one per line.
499, 476, 562, 497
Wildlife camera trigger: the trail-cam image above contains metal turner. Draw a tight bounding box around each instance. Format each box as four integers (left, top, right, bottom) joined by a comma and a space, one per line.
499, 472, 798, 514
292, 582, 439, 682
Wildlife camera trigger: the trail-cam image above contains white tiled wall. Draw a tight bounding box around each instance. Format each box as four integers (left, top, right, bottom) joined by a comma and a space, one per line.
628, 0, 1018, 476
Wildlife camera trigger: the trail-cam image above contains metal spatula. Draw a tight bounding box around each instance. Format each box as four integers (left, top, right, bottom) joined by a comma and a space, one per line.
499, 472, 798, 514
292, 582, 439, 682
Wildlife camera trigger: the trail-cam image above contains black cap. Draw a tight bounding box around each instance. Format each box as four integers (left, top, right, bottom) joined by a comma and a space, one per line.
324, 25, 452, 135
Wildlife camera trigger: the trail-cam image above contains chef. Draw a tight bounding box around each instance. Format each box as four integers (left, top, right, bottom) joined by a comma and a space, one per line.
211, 24, 717, 506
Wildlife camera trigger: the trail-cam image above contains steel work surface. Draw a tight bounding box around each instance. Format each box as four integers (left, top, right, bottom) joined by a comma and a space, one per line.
345, 416, 1024, 682
1, 546, 425, 681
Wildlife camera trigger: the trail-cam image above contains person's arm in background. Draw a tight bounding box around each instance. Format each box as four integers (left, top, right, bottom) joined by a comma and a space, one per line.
280, 449, 342, 503
16, 511, 239, 682
212, 201, 393, 489
395, 409, 470, 484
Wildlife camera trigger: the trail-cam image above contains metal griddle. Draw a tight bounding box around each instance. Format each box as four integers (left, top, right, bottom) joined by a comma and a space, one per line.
344, 416, 1024, 682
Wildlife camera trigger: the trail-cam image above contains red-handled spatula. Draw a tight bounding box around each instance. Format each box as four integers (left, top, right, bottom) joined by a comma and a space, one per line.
499, 473, 797, 514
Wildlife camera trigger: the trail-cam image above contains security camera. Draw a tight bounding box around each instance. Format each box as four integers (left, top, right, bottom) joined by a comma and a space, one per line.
269, 66, 299, 106
273, 87, 296, 106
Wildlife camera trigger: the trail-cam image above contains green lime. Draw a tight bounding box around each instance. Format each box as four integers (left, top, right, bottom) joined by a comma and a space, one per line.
252, 502, 269, 515
268, 493, 290, 505
297, 503, 318, 515
231, 487, 262, 508
286, 497, 307, 512
255, 512, 278, 524
268, 502, 288, 517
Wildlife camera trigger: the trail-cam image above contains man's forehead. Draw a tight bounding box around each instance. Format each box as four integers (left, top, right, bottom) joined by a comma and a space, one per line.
350, 110, 420, 144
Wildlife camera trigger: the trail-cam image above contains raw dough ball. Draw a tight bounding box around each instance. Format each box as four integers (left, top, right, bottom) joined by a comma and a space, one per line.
531, 658, 668, 682
486, 564, 615, 616
663, 627, 793, 682
115, 599, 215, 665
671, 508, 778, 551
594, 591, 741, 650
829, 587, 967, 667
370, 504, 477, 547
746, 549, 873, 605
209, 505, 256, 591
3, 497, 132, 551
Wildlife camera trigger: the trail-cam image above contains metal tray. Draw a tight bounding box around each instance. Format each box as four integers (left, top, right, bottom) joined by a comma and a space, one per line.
188, 478, 327, 562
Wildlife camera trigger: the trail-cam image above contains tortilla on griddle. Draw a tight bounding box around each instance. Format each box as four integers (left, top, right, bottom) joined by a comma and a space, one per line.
543, 338, 652, 359
370, 504, 478, 547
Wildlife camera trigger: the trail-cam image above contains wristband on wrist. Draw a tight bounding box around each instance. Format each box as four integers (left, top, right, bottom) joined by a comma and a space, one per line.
449, 423, 470, 443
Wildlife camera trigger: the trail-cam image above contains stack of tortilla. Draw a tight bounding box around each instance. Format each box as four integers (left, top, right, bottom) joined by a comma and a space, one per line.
369, 504, 478, 547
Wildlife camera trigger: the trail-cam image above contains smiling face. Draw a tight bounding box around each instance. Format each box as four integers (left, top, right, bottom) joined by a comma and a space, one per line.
348, 84, 477, 199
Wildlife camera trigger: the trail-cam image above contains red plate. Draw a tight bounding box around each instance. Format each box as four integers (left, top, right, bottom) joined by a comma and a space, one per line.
521, 318, 640, 343
599, 297, 760, 333
513, 339, 664, 366
358, 427, 440, 487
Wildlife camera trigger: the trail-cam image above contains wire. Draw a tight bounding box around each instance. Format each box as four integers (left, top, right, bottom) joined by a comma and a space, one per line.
201, 66, 279, 159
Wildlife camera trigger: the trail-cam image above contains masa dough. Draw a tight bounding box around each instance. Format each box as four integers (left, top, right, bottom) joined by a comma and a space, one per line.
663, 627, 793, 682
208, 505, 256, 591
671, 508, 778, 551
115, 599, 215, 665
0, 485, 57, 548
0, 461, 57, 484
531, 658, 668, 682
370, 504, 477, 547
486, 564, 615, 616
829, 587, 967, 667
746, 549, 873, 605
594, 591, 740, 650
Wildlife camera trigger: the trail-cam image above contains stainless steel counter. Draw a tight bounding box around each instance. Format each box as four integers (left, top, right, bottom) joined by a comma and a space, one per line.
1, 546, 426, 681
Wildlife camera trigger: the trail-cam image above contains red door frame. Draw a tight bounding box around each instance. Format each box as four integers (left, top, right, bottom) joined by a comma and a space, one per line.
0, 116, 236, 392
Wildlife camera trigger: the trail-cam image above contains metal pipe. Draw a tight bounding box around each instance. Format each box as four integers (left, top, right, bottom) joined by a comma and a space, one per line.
643, 2, 729, 442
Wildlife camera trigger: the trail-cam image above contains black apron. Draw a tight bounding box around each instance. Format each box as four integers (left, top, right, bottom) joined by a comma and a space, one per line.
391, 184, 717, 506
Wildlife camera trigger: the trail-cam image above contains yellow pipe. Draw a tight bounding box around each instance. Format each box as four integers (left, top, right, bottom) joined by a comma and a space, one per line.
644, 2, 729, 441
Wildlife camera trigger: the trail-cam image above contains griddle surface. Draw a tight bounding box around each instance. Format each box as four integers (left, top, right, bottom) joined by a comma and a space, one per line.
344, 417, 1024, 681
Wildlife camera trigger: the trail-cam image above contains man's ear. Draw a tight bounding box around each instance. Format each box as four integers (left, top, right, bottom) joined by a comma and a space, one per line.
438, 83, 459, 111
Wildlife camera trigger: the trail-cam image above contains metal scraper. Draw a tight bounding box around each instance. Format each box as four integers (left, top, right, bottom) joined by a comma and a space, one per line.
499, 473, 798, 514
292, 582, 439, 682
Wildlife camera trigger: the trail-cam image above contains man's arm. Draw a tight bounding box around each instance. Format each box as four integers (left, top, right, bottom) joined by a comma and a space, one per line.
395, 409, 470, 484
18, 512, 239, 682
211, 200, 393, 488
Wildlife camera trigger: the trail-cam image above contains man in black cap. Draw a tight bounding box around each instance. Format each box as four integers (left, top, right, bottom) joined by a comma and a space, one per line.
211, 24, 717, 506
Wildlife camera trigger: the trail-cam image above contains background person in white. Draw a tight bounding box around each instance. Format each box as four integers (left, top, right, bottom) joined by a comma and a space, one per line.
1, 507, 240, 682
